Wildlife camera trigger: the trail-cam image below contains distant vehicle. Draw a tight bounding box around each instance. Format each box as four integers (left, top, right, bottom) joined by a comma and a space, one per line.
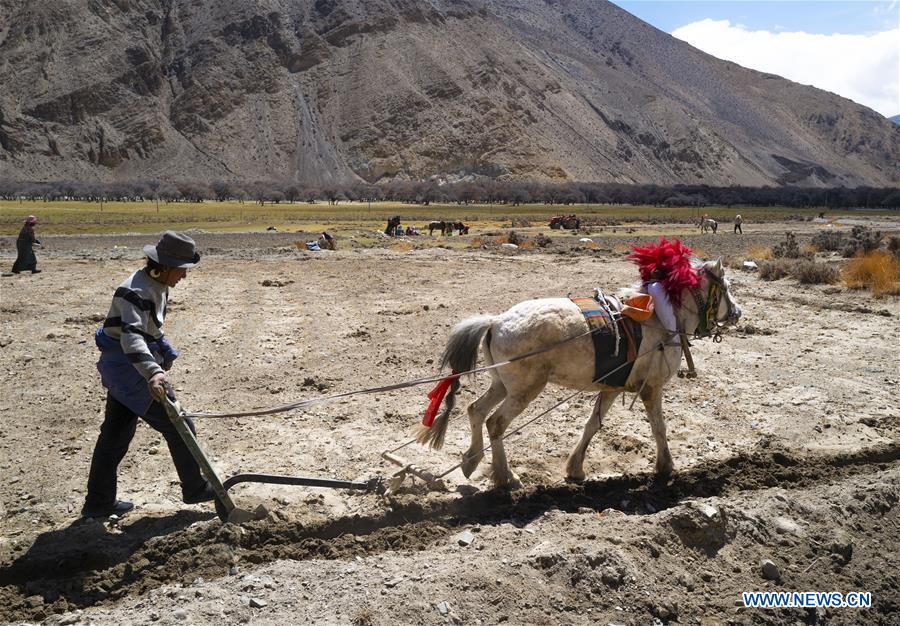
549, 215, 580, 229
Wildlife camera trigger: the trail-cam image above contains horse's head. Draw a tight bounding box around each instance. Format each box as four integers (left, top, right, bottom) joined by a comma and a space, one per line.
673, 259, 741, 338
693, 259, 741, 334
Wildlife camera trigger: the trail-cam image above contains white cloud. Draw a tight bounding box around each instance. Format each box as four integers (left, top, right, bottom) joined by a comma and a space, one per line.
672, 19, 900, 117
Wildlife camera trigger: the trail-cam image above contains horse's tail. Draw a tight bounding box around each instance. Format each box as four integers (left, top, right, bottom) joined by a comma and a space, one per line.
415, 315, 496, 449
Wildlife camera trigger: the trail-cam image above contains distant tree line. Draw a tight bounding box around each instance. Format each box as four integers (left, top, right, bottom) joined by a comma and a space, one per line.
1, 180, 898, 209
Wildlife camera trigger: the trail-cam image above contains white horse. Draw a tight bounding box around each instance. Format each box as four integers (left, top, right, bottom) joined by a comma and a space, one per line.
700, 218, 718, 234
419, 259, 741, 488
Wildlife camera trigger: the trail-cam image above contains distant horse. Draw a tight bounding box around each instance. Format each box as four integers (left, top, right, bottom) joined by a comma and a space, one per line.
429, 220, 468, 235
700, 218, 718, 234
385, 216, 401, 235
417, 259, 741, 488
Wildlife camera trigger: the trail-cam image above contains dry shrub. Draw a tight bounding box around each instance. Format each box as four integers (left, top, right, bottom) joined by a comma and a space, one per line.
801, 243, 819, 255
843, 250, 900, 297
507, 230, 521, 245
842, 225, 882, 258
581, 240, 600, 249
390, 241, 413, 252
746, 245, 774, 261
810, 230, 844, 252
888, 236, 900, 257
534, 233, 552, 248
793, 260, 839, 284
519, 239, 536, 249
469, 236, 484, 248
691, 247, 706, 259
773, 231, 805, 259
612, 243, 631, 254
758, 259, 793, 281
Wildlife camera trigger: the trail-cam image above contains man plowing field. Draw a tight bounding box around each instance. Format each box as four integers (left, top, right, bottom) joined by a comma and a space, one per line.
81, 232, 216, 518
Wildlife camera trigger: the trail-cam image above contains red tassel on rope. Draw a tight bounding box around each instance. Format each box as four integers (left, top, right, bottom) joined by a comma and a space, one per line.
421, 370, 458, 427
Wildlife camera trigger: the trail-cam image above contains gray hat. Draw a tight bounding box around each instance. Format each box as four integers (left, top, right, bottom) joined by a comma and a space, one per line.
143, 231, 201, 268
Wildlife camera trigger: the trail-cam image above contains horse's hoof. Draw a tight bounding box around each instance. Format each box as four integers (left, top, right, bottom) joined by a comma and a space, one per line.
654, 465, 675, 481
565, 473, 586, 484
460, 454, 482, 478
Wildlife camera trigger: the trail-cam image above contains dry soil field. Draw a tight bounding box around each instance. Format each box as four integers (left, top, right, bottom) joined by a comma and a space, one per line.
1, 218, 898, 625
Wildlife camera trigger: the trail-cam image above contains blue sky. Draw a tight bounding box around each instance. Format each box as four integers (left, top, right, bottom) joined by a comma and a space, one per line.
612, 1, 900, 116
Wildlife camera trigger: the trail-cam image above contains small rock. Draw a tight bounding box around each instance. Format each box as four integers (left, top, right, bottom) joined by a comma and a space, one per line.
148, 447, 159, 455
760, 559, 781, 580
774, 517, 801, 535
436, 601, 451, 615
59, 612, 82, 625
384, 576, 404, 588
25, 595, 43, 608
455, 530, 476, 547
742, 261, 758, 270
173, 608, 187, 620
249, 598, 268, 608
229, 566, 240, 576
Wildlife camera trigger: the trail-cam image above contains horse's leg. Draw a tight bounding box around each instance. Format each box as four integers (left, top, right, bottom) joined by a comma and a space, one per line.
461, 377, 506, 477
565, 391, 619, 482
484, 378, 546, 488
640, 385, 674, 477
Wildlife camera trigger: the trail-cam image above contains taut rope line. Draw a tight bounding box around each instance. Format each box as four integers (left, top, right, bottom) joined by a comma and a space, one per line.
182, 326, 597, 419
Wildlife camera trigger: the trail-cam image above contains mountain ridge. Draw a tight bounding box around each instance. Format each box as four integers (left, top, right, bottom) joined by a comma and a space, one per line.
0, 0, 897, 187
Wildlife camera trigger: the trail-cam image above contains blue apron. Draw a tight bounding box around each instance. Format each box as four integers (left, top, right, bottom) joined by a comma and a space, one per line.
95, 329, 177, 416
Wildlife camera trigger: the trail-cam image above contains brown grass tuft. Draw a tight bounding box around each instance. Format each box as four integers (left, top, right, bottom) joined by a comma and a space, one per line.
746, 245, 774, 261
390, 241, 413, 252
612, 243, 631, 254
843, 250, 900, 297
469, 236, 484, 248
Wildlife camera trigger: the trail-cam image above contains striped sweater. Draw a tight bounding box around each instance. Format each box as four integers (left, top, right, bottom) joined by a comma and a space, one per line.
102, 269, 171, 381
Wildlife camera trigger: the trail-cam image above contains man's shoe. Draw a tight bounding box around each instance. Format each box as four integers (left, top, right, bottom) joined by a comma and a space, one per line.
81, 500, 134, 518
31, 269, 42, 274
183, 484, 217, 505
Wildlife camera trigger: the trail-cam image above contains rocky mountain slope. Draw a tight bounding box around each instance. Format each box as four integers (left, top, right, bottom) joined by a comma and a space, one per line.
1, 0, 898, 186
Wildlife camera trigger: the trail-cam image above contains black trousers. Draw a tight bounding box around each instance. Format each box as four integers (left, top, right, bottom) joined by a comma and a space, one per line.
85, 392, 207, 505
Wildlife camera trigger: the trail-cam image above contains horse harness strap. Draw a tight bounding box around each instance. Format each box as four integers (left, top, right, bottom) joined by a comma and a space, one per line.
570, 295, 642, 386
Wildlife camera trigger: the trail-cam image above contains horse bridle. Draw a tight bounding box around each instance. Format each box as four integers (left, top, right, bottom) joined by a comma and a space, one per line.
689, 269, 737, 342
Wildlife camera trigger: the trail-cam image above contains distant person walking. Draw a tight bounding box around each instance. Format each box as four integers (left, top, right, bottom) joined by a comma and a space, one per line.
11, 216, 41, 274
82, 231, 215, 518
734, 214, 743, 234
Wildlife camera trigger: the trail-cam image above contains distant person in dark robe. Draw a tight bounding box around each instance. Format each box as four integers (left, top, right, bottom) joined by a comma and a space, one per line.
12, 216, 41, 274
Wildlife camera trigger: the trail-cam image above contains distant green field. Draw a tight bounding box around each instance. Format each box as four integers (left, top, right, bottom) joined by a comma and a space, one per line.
0, 199, 889, 235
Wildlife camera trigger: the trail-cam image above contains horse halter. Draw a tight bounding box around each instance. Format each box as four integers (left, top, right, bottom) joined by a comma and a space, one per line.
689, 269, 737, 342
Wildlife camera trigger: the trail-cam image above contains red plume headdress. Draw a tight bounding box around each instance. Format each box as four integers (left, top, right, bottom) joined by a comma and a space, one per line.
627, 238, 701, 306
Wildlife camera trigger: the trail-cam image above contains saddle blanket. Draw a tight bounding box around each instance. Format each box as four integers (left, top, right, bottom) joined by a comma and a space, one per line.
570, 296, 642, 387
